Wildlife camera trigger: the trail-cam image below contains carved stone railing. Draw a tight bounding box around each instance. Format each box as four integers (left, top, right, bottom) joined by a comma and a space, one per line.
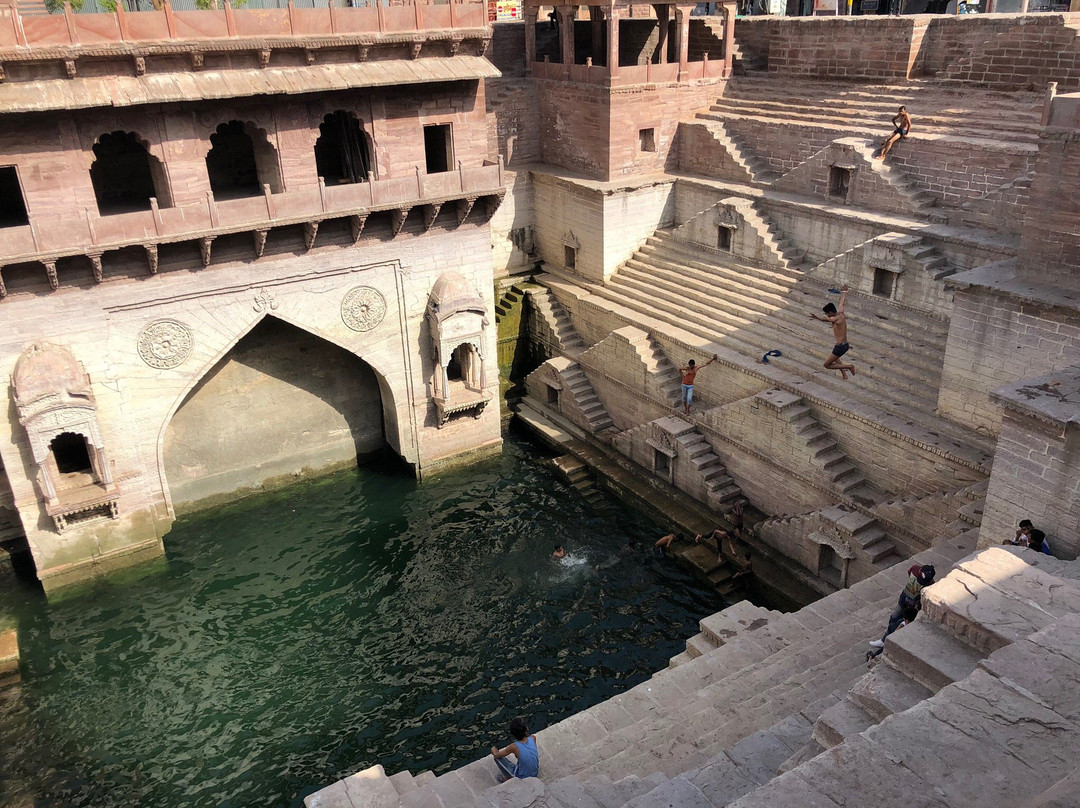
0, 159, 505, 294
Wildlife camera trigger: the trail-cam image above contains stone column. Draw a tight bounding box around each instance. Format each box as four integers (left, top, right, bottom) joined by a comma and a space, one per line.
525, 6, 538, 75
590, 5, 605, 66
674, 4, 694, 80
722, 0, 735, 75
654, 4, 669, 63
557, 5, 576, 65
606, 6, 620, 75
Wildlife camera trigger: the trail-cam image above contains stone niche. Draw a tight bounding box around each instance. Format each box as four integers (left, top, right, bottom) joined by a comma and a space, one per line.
12, 342, 117, 533
427, 271, 492, 427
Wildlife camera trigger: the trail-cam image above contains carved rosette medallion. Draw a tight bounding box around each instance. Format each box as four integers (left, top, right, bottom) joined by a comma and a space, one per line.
137, 319, 193, 369
341, 286, 387, 332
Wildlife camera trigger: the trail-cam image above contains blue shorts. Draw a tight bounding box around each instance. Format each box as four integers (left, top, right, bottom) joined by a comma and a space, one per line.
681, 384, 694, 405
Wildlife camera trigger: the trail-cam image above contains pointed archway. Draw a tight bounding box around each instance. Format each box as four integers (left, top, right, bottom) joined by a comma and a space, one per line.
161, 316, 393, 510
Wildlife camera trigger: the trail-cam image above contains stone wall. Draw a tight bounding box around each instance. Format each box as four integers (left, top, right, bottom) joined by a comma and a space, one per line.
163, 318, 385, 508
0, 219, 502, 590
490, 169, 536, 279
979, 370, 1080, 560
532, 171, 674, 283
1019, 125, 1080, 290
735, 14, 1080, 89
938, 284, 1080, 435
719, 119, 1035, 233
537, 79, 610, 177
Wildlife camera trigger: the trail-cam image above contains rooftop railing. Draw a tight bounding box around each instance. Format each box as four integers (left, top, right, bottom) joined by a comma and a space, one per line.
0, 0, 487, 49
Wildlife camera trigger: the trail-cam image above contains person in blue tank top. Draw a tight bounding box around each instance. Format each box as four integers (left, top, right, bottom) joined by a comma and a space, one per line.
491, 716, 539, 782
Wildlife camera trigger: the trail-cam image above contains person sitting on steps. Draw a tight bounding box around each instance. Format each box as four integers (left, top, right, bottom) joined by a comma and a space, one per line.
491, 716, 539, 782
876, 105, 912, 160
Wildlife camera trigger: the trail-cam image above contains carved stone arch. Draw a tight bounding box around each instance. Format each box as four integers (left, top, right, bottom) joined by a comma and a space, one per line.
153, 309, 408, 515
205, 119, 284, 197
88, 129, 174, 211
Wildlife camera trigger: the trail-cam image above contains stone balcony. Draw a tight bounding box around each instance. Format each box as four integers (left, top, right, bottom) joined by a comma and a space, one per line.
0, 159, 505, 295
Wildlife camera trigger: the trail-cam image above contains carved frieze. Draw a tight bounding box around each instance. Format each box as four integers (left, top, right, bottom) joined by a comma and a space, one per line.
646, 422, 678, 457
865, 240, 904, 273
137, 319, 194, 369
341, 286, 387, 332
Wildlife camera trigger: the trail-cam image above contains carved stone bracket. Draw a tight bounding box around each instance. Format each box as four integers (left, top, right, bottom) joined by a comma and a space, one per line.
144, 244, 158, 275
88, 252, 103, 284
350, 213, 369, 243
190, 51, 205, 70
482, 193, 504, 222
252, 229, 268, 258
457, 196, 477, 226
410, 41, 423, 59
199, 236, 214, 267
304, 48, 317, 65
43, 261, 58, 291
303, 220, 320, 251
357, 45, 370, 62
478, 38, 490, 57
448, 37, 462, 56
258, 48, 272, 68
64, 59, 77, 79
423, 203, 442, 231
133, 56, 146, 76
390, 207, 410, 236
0, 64, 6, 84
0, 267, 6, 298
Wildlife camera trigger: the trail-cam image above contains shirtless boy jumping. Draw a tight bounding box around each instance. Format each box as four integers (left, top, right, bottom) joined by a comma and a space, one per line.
876, 105, 911, 160
808, 285, 856, 380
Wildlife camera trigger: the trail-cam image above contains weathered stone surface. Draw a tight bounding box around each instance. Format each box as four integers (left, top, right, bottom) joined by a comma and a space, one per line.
883, 619, 985, 693
342, 765, 400, 808
847, 663, 932, 722
623, 775, 712, 808
483, 777, 544, 808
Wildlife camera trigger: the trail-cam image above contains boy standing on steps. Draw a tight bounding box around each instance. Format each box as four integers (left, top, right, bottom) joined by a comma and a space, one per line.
809, 285, 856, 380
679, 354, 719, 415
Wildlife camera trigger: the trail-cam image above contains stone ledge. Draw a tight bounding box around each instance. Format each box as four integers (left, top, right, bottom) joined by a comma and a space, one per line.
990, 365, 1080, 430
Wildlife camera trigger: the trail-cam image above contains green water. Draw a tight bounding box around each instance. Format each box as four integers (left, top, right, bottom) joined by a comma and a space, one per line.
0, 432, 722, 808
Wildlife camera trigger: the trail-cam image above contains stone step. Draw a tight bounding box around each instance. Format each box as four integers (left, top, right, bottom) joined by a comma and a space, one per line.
686, 632, 719, 659
644, 236, 801, 292
847, 661, 933, 723
623, 255, 785, 318
812, 695, 875, 750
922, 550, 1080, 654
883, 618, 985, 694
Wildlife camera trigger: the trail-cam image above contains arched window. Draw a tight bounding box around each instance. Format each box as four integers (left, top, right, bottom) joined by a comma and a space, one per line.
314, 111, 373, 185
50, 432, 92, 475
206, 120, 283, 200
90, 131, 170, 215
447, 345, 464, 381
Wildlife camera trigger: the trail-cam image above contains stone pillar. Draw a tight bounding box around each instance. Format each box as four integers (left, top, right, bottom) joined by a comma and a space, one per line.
557, 5, 576, 65
525, 6, 538, 75
606, 6, 620, 75
590, 5, 605, 66
674, 4, 694, 79
722, 0, 735, 75
654, 4, 669, 63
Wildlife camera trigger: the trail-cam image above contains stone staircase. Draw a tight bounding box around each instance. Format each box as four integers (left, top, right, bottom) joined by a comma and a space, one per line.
849, 138, 942, 220
552, 229, 960, 433
744, 201, 808, 272
560, 364, 615, 434
552, 454, 606, 506
315, 528, 1080, 808
493, 284, 524, 325
762, 389, 871, 499
624, 331, 682, 408
697, 119, 780, 185
672, 422, 745, 512
706, 75, 1045, 148
528, 288, 585, 357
